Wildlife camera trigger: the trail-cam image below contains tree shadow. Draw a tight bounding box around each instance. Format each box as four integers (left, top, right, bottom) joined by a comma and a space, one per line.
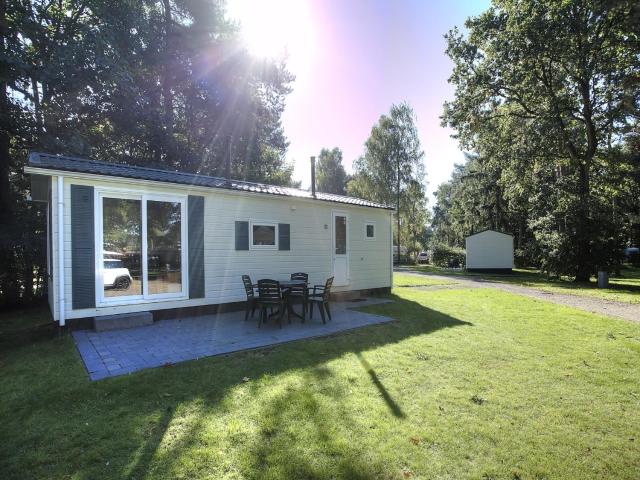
126, 406, 173, 480
355, 352, 405, 418
246, 365, 394, 479
1, 294, 472, 479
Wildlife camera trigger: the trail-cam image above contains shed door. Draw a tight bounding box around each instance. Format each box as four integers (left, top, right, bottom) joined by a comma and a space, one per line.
332, 211, 349, 286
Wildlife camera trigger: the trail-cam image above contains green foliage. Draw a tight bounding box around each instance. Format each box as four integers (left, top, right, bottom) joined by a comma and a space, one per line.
316, 147, 348, 194
430, 243, 466, 268
347, 103, 429, 257
348, 103, 425, 205
441, 0, 640, 280
0, 0, 297, 305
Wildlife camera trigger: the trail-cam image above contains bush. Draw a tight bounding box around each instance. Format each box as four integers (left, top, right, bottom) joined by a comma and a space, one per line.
430, 243, 465, 268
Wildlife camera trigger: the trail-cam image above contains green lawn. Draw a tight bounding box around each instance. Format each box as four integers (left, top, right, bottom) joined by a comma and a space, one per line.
393, 272, 456, 288
409, 265, 640, 304
1, 287, 639, 479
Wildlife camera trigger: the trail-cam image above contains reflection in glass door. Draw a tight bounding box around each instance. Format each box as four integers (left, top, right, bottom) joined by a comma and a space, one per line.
98, 193, 187, 305
332, 211, 349, 286
102, 197, 143, 298
146, 200, 183, 295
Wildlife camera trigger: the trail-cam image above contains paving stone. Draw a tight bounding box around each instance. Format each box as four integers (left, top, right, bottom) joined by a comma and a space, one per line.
72, 298, 392, 380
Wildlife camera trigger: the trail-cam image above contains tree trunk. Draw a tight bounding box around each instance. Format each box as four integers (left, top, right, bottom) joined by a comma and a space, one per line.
162, 0, 175, 164
574, 161, 592, 282
0, 82, 10, 224
0, 0, 10, 224
396, 155, 401, 265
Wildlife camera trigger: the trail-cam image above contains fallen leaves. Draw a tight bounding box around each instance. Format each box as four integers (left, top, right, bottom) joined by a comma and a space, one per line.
402, 467, 414, 478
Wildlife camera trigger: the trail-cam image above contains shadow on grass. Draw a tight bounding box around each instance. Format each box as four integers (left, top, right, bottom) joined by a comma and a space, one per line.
126, 406, 173, 480
247, 365, 393, 479
0, 294, 472, 479
356, 351, 405, 418
0, 303, 56, 351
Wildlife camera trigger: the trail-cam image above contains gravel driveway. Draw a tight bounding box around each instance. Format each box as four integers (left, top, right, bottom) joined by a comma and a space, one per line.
395, 268, 640, 323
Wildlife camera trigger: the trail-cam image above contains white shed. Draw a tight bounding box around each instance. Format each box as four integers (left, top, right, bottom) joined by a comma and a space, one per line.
465, 230, 513, 272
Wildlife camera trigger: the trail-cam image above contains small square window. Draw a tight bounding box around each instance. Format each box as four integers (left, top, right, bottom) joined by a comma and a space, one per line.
250, 222, 278, 249
365, 222, 376, 240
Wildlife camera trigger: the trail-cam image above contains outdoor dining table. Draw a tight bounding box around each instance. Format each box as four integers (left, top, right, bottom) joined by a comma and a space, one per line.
254, 279, 308, 321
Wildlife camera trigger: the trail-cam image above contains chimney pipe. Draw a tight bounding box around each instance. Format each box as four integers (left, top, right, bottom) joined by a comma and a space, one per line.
310, 156, 316, 197
225, 135, 232, 179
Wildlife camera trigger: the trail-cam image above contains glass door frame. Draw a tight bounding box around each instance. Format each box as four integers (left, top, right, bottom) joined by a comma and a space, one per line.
331, 210, 350, 287
95, 188, 189, 307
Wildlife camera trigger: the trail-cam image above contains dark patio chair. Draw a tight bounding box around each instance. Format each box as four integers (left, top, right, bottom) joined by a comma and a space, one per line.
242, 275, 257, 321
308, 276, 334, 324
289, 272, 309, 319
257, 279, 289, 327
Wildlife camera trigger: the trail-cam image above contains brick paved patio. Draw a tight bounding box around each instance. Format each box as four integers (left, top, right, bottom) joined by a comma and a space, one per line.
73, 298, 393, 380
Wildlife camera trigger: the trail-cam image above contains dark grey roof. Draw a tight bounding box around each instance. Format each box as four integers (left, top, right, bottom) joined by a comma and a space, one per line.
27, 152, 393, 210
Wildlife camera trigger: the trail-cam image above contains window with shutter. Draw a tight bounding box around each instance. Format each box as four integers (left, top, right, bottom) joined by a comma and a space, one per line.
235, 221, 249, 250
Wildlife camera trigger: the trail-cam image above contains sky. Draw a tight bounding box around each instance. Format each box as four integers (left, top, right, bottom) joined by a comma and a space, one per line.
227, 0, 491, 202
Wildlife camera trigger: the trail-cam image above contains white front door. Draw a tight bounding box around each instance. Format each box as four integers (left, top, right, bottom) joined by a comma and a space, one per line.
332, 211, 349, 286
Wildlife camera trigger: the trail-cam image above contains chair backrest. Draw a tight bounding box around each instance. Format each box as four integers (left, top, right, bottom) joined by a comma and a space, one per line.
242, 275, 254, 299
257, 279, 282, 301
322, 276, 334, 301
290, 272, 308, 293
291, 272, 308, 282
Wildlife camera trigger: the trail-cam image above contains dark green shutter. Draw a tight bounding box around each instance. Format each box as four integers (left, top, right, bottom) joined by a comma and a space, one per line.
278, 223, 290, 251
71, 185, 95, 309
235, 221, 249, 250
188, 195, 205, 298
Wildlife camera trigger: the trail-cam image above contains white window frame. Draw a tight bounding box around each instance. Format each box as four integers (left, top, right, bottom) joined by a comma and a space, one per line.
364, 221, 376, 241
249, 220, 278, 250
95, 188, 189, 307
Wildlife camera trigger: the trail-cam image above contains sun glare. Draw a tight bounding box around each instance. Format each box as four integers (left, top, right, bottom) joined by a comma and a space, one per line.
227, 0, 315, 66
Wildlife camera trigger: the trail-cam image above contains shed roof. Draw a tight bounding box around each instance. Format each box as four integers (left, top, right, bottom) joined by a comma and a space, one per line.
27, 152, 394, 210
465, 229, 513, 239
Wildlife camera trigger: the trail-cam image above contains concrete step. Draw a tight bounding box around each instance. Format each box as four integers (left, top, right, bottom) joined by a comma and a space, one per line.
94, 312, 153, 332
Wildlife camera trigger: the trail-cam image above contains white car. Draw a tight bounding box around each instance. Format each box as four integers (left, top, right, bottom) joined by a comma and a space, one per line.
417, 251, 429, 264
103, 259, 133, 290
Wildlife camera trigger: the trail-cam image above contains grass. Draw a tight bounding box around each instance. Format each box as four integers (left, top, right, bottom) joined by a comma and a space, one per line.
0, 303, 56, 350
1, 287, 640, 479
392, 272, 456, 288
408, 264, 640, 304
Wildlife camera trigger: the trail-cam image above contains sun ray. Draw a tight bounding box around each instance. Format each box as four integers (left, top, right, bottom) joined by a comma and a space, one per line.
226, 0, 315, 68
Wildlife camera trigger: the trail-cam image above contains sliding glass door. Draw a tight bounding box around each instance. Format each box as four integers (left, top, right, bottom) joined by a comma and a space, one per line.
145, 199, 183, 296
102, 196, 143, 299
97, 192, 187, 305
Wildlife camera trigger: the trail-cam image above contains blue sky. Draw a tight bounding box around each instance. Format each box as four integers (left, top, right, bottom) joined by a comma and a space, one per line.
227, 0, 492, 199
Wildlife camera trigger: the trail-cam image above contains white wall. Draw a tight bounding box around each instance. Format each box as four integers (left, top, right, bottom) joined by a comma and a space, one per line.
53, 174, 392, 319
465, 230, 513, 270
48, 177, 59, 321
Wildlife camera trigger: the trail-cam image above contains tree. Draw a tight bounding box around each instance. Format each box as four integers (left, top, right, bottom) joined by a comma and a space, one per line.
315, 148, 348, 194
442, 0, 640, 280
0, 0, 297, 306
348, 103, 427, 262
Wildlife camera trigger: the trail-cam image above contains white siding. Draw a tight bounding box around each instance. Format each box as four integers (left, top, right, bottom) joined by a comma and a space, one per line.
54, 174, 391, 320
48, 176, 60, 321
465, 230, 513, 270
